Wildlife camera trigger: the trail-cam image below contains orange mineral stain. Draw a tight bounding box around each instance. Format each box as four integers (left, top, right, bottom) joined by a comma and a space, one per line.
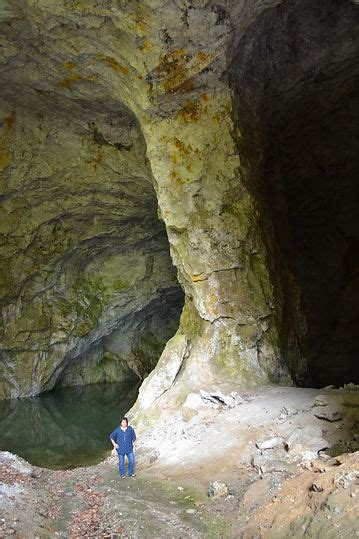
96, 54, 129, 75
6, 111, 15, 130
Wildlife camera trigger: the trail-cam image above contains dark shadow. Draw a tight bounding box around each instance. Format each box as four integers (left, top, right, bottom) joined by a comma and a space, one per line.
230, 0, 359, 386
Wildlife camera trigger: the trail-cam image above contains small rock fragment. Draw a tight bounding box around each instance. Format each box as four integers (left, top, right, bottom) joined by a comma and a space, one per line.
285, 426, 330, 462
310, 483, 324, 492
230, 391, 244, 405
313, 395, 329, 407
208, 481, 229, 498
199, 390, 219, 408
199, 389, 243, 408
341, 383, 359, 391
334, 470, 359, 488
182, 393, 204, 421
211, 390, 236, 408
281, 405, 299, 416
251, 454, 296, 476
314, 409, 343, 422
256, 437, 283, 450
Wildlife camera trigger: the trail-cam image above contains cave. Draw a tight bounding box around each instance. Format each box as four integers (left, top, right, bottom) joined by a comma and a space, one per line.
1, 3, 359, 535
0, 0, 358, 403
231, 0, 359, 387
0, 88, 184, 398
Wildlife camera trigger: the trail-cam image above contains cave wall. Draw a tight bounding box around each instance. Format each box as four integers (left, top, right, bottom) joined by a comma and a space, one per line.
0, 0, 358, 404
0, 99, 183, 399
230, 0, 359, 387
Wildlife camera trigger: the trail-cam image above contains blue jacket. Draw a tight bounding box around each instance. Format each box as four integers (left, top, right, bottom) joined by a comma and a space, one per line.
110, 426, 136, 455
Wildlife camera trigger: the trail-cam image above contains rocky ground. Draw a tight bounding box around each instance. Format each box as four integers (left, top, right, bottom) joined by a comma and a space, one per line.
1, 385, 358, 538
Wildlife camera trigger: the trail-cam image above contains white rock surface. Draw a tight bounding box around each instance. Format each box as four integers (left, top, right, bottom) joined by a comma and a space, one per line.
285, 426, 330, 462
314, 408, 344, 422
256, 437, 284, 450
208, 481, 229, 498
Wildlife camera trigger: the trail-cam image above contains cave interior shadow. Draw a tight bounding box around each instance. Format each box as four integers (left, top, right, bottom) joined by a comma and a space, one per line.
230, 0, 359, 388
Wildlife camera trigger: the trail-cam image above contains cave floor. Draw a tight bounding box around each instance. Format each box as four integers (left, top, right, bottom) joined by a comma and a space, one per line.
1, 386, 358, 538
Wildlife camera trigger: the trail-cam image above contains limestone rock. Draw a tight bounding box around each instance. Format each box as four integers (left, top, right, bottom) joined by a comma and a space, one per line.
182, 393, 205, 421
199, 389, 242, 408
310, 482, 324, 492
256, 437, 283, 450
0, 452, 33, 477
334, 470, 359, 489
208, 481, 229, 498
285, 426, 330, 462
251, 454, 296, 477
0, 104, 183, 398
130, 334, 189, 420
199, 390, 220, 408
314, 409, 344, 422
341, 384, 359, 391
210, 391, 236, 408
313, 395, 329, 407
1, 0, 358, 407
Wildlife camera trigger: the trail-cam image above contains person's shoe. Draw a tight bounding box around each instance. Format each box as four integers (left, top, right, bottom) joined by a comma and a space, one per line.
129, 474, 136, 478
120, 476, 125, 479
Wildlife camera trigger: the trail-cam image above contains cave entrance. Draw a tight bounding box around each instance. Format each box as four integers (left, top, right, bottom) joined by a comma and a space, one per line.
232, 0, 359, 387
0, 87, 184, 398
53, 107, 185, 390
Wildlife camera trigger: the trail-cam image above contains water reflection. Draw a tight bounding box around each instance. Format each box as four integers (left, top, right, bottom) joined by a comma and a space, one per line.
0, 381, 140, 469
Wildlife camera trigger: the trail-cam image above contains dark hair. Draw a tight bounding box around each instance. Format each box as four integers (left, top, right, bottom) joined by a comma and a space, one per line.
120, 417, 128, 426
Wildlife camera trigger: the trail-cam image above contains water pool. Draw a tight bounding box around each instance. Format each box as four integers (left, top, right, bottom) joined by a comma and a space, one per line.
0, 381, 140, 469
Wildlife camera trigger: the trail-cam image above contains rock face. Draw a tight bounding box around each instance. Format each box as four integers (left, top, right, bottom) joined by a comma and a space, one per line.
0, 69, 183, 398
0, 1, 358, 401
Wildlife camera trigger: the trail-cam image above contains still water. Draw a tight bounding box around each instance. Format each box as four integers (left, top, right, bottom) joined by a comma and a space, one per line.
0, 381, 139, 469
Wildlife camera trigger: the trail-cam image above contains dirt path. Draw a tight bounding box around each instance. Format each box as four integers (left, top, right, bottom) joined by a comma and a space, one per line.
0, 454, 228, 538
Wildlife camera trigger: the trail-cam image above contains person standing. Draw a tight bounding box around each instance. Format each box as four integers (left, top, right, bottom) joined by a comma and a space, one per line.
110, 417, 137, 478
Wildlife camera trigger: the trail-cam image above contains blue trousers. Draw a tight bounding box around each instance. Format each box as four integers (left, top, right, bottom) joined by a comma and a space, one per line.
117, 451, 135, 477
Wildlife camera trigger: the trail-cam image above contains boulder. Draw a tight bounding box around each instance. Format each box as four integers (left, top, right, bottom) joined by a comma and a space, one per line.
313, 394, 329, 407
251, 454, 296, 477
314, 408, 343, 422
182, 393, 205, 421
285, 426, 330, 462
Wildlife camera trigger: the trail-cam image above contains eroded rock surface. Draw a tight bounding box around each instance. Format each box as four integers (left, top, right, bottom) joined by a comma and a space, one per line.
0, 90, 183, 398
1, 1, 358, 403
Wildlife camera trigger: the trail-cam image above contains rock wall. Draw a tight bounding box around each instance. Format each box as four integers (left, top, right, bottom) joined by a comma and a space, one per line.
230, 0, 359, 386
0, 0, 358, 403
0, 99, 183, 398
